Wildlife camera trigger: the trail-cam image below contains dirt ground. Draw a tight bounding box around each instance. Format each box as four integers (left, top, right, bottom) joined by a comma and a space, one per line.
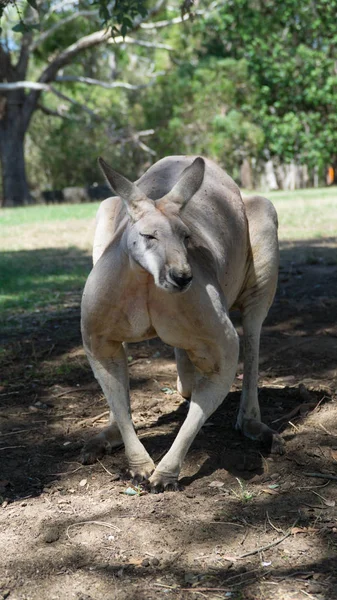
1, 236, 337, 600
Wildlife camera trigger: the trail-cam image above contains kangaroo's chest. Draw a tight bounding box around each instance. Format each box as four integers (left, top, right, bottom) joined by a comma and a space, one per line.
109, 282, 156, 342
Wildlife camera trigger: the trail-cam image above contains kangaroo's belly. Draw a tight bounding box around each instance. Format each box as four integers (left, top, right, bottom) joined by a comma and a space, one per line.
107, 287, 157, 342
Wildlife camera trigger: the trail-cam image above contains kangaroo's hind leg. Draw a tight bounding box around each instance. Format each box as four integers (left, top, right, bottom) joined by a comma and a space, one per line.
175, 348, 195, 399
235, 195, 284, 454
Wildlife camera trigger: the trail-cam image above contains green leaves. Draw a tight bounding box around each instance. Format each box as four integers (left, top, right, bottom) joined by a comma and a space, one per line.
94, 0, 148, 36
196, 0, 337, 167
12, 21, 28, 33
12, 20, 40, 32
26, 0, 38, 9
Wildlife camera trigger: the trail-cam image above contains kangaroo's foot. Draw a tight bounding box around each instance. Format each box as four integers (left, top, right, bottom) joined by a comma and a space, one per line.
236, 417, 285, 455
81, 423, 123, 464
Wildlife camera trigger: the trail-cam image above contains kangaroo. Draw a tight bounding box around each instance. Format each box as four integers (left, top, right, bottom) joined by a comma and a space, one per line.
81, 155, 283, 490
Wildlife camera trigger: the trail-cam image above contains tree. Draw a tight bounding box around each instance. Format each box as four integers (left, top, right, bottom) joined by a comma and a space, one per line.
0, 0, 191, 206
196, 0, 337, 177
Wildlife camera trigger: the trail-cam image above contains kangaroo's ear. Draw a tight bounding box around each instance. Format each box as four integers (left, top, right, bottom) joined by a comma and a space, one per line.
164, 157, 205, 211
98, 157, 154, 221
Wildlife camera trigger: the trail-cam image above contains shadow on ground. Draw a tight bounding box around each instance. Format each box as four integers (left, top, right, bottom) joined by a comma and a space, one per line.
1, 237, 337, 599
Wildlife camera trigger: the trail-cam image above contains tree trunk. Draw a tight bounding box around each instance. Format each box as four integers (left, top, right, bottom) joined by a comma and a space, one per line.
0, 103, 31, 207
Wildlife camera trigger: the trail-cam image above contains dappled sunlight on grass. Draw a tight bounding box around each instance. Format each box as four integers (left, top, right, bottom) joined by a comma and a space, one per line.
0, 247, 91, 319
0, 202, 100, 227
266, 187, 337, 240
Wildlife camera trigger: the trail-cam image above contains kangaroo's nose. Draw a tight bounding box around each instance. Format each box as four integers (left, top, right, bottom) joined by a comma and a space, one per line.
169, 268, 193, 289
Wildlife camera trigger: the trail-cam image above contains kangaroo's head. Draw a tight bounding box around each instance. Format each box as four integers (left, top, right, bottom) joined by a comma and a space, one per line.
98, 156, 205, 293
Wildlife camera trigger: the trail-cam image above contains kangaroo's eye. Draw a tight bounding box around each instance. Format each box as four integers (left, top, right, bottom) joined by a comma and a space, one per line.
184, 234, 191, 242
140, 233, 157, 241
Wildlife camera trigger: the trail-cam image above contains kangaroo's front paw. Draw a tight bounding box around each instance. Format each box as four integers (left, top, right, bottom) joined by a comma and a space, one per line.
270, 432, 285, 455
81, 426, 123, 465
148, 469, 181, 493
237, 417, 285, 455
129, 458, 155, 483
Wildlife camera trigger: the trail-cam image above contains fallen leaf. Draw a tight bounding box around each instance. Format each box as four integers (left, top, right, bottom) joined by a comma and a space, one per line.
128, 557, 143, 566
209, 480, 225, 488
292, 526, 319, 535
331, 449, 337, 462
292, 527, 307, 535
261, 488, 278, 495
79, 478, 87, 487
312, 490, 336, 507
322, 498, 335, 507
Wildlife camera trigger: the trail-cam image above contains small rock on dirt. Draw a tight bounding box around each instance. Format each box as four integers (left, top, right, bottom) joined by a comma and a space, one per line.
43, 527, 60, 543
209, 480, 225, 488
141, 558, 150, 567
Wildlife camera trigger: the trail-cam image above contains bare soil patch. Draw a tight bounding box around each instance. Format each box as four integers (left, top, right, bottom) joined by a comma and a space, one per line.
1, 237, 337, 600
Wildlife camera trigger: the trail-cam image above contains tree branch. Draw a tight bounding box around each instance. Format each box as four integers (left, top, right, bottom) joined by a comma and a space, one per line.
109, 128, 157, 155
0, 81, 50, 91
37, 102, 75, 120
140, 12, 191, 29
0, 76, 154, 93
45, 0, 84, 19
108, 36, 173, 51
140, 9, 205, 30
31, 11, 99, 51
48, 85, 100, 118
16, 31, 33, 79
0, 81, 98, 118
55, 76, 142, 90
20, 0, 168, 129
38, 28, 112, 84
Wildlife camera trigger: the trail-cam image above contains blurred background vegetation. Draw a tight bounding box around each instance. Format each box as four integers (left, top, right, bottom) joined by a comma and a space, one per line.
1, 0, 337, 206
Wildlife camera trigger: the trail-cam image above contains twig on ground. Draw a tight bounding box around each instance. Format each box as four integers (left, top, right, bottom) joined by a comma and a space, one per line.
128, 358, 147, 367
319, 423, 337, 437
0, 445, 26, 450
312, 395, 328, 412
298, 480, 330, 490
223, 566, 267, 584
289, 420, 300, 432
311, 490, 335, 506
302, 503, 328, 510
300, 589, 318, 600
303, 472, 337, 482
240, 529, 249, 545
238, 518, 299, 559
0, 428, 39, 437
97, 458, 118, 478
152, 583, 179, 590
208, 522, 245, 527
78, 411, 109, 426
266, 511, 285, 534
181, 588, 232, 593
53, 385, 98, 399
49, 465, 83, 476
180, 578, 259, 591
67, 520, 121, 541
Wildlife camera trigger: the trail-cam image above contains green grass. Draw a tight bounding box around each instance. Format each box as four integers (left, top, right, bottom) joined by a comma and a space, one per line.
0, 187, 336, 322
0, 247, 91, 319
0, 202, 100, 227
267, 187, 337, 240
